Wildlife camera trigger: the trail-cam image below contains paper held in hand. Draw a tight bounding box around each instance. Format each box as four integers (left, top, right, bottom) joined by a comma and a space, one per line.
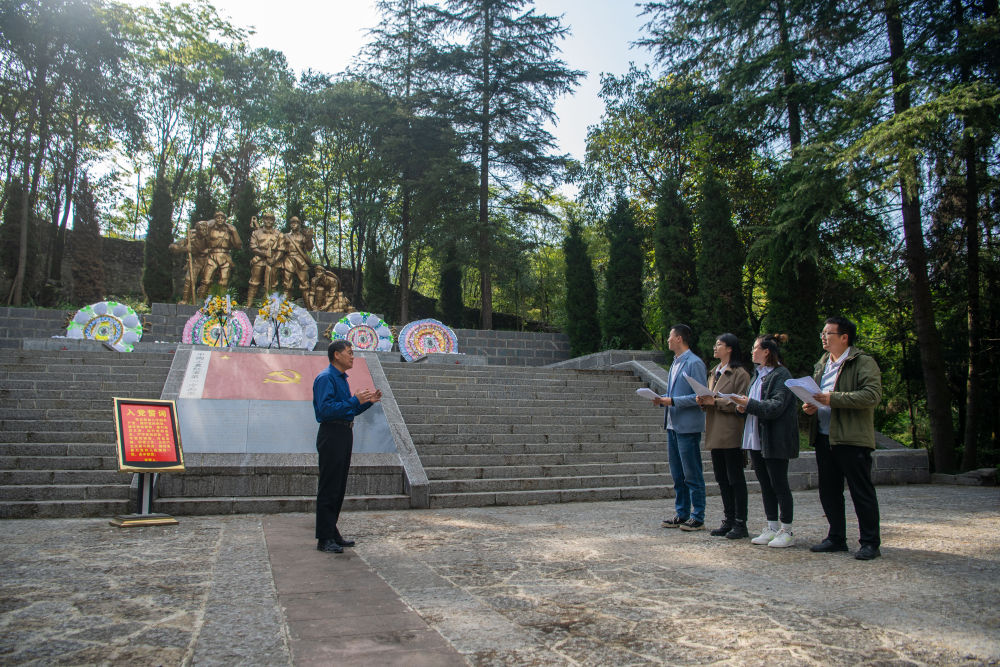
682, 373, 740, 404
636, 387, 659, 400
784, 376, 823, 407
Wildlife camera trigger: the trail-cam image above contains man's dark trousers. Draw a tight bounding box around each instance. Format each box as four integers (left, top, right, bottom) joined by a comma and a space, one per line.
814, 433, 880, 547
316, 422, 353, 540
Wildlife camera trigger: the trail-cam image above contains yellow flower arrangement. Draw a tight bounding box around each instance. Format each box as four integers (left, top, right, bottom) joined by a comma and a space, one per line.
259, 293, 294, 323
200, 294, 238, 318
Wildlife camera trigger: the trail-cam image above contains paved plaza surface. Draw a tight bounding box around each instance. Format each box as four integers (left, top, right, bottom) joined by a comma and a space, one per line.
1, 484, 998, 665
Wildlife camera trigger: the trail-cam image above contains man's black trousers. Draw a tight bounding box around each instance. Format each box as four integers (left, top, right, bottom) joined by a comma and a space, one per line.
316, 421, 353, 540
814, 433, 881, 548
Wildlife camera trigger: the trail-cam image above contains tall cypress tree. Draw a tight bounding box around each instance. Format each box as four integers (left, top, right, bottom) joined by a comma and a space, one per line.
70, 177, 105, 305
142, 168, 174, 304
562, 214, 601, 357
364, 252, 395, 320
229, 180, 256, 302
438, 241, 465, 327
695, 169, 750, 353
653, 177, 697, 344
601, 196, 646, 349
762, 158, 821, 375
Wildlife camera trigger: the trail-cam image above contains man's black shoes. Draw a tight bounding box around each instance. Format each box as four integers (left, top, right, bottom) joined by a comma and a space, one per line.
810, 539, 849, 553
334, 536, 355, 547
317, 539, 344, 554
854, 544, 882, 561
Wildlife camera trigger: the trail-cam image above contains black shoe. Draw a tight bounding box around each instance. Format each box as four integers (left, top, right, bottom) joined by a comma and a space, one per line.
679, 518, 705, 531
810, 539, 849, 553
661, 515, 687, 529
317, 539, 343, 554
725, 521, 749, 539
334, 537, 355, 547
854, 544, 881, 561
710, 520, 733, 537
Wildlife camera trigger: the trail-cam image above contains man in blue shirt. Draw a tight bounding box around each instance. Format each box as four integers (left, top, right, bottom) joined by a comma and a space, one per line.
652, 324, 708, 531
313, 340, 381, 553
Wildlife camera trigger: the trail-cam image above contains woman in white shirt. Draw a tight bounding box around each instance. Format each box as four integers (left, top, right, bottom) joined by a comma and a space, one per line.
730, 334, 800, 548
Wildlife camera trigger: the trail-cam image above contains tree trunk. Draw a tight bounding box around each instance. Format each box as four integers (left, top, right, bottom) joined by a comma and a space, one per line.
478, 4, 493, 330
885, 0, 956, 471
399, 187, 411, 322
955, 0, 981, 470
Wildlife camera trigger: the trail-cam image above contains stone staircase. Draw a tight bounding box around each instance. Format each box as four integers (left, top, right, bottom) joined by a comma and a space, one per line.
381, 362, 690, 508
0, 348, 175, 518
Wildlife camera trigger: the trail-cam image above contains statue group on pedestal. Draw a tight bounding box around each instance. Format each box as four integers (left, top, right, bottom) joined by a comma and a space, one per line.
170, 212, 353, 313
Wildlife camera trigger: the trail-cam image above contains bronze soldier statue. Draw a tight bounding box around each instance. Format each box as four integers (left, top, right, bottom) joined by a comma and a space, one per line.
168, 222, 205, 304
246, 213, 285, 306
309, 265, 354, 313
196, 211, 242, 299
281, 216, 314, 304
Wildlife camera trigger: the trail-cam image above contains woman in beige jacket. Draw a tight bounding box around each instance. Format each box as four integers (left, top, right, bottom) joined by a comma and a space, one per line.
697, 333, 751, 539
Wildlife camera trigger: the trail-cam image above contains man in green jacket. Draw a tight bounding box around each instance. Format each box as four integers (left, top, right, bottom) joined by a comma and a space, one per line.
803, 316, 883, 561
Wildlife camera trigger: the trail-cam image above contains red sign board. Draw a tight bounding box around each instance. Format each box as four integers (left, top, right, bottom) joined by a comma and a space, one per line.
112, 398, 185, 472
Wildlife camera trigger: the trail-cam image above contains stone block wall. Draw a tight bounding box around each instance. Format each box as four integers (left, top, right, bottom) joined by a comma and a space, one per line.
0, 305, 573, 366
452, 328, 571, 366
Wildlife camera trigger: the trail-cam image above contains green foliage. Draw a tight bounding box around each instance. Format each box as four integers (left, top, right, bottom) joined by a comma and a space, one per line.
70, 177, 105, 305
229, 181, 256, 302
601, 197, 646, 349
563, 214, 601, 357
653, 177, 697, 343
695, 169, 750, 353
363, 252, 395, 320
142, 169, 174, 304
437, 241, 466, 327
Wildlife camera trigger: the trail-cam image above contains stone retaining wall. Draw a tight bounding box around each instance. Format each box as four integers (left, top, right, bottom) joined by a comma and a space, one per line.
0, 305, 572, 366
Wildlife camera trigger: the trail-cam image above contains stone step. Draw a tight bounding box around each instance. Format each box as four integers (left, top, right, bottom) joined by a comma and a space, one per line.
0, 408, 112, 421
0, 483, 131, 501
0, 498, 131, 519
0, 443, 118, 457
405, 419, 662, 434
385, 378, 642, 391
399, 406, 660, 420
416, 439, 665, 454
419, 451, 665, 466
429, 473, 671, 494
409, 432, 662, 446
0, 455, 119, 470
0, 370, 170, 383
0, 380, 166, 394
427, 484, 684, 508
0, 430, 114, 443
390, 388, 643, 401
381, 364, 633, 378
426, 461, 669, 480
0, 419, 114, 434
0, 469, 126, 485
4, 398, 127, 411
395, 397, 654, 409
153, 494, 411, 516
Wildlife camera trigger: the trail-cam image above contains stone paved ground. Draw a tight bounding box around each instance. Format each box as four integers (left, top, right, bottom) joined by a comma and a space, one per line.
1, 484, 998, 665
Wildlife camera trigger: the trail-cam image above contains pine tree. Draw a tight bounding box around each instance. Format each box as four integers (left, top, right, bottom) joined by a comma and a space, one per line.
438, 241, 465, 327
695, 169, 750, 353
426, 0, 583, 329
562, 214, 601, 357
653, 177, 697, 344
601, 197, 646, 349
70, 176, 105, 305
142, 169, 174, 304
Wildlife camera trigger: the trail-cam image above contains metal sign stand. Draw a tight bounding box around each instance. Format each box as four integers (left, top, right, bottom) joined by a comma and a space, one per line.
110, 472, 178, 527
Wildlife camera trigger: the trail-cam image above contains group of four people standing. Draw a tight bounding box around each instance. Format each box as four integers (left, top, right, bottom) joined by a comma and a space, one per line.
653, 318, 883, 561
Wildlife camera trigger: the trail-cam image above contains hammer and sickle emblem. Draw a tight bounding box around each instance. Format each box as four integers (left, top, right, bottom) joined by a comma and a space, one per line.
263, 369, 302, 384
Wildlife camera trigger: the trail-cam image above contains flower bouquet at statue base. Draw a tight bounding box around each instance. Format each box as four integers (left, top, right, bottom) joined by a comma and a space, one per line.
253, 292, 318, 350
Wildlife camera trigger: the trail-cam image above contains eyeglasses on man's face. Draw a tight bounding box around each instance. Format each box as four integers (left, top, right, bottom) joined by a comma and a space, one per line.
820, 330, 843, 339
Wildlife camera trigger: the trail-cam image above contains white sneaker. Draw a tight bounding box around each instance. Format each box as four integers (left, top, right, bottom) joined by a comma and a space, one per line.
751, 527, 778, 545
768, 528, 794, 548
